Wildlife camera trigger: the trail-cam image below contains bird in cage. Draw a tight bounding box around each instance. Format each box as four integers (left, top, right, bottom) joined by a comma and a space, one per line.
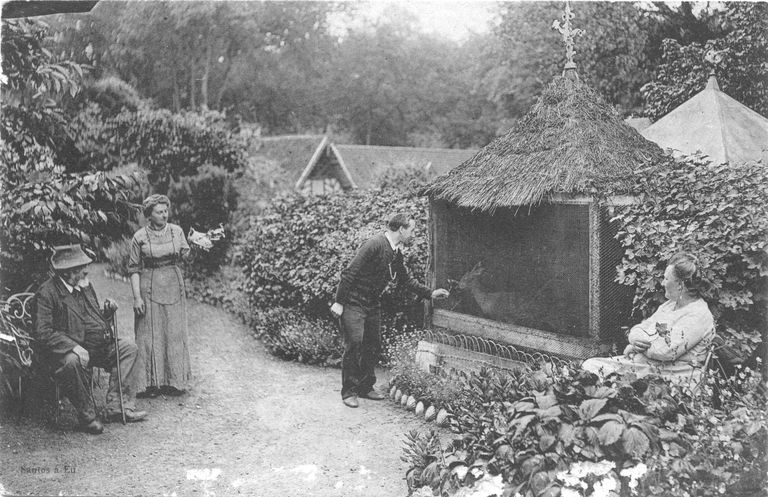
188, 224, 225, 251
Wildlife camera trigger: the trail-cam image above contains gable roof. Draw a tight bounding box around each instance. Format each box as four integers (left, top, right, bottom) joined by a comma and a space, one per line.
296, 142, 478, 190
423, 74, 666, 212
248, 134, 326, 183
2, 1, 98, 18
641, 75, 768, 165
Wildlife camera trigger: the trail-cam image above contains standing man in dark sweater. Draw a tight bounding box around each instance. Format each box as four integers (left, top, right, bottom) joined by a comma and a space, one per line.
331, 213, 449, 408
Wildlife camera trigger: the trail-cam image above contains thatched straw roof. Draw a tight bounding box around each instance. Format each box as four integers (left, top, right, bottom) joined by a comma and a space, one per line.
423, 75, 666, 212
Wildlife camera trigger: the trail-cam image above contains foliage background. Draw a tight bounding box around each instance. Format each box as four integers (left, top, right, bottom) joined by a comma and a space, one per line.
40, 2, 767, 147
610, 156, 768, 369
1, 19, 141, 293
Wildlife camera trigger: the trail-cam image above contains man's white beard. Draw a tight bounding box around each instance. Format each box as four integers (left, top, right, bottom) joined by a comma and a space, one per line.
76, 277, 90, 289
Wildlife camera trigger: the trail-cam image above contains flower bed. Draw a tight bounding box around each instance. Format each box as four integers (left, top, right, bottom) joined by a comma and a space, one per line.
390, 336, 767, 497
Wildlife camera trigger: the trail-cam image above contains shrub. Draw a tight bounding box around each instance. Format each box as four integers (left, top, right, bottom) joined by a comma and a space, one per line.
609, 156, 768, 368
254, 307, 343, 366
77, 76, 147, 117
109, 108, 248, 190
241, 187, 429, 325
168, 165, 238, 274
103, 237, 132, 277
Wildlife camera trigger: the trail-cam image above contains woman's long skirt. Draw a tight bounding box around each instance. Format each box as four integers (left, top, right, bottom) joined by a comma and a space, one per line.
134, 266, 191, 391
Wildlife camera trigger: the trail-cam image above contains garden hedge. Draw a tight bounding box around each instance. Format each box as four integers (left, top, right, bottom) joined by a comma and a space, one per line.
241, 184, 429, 329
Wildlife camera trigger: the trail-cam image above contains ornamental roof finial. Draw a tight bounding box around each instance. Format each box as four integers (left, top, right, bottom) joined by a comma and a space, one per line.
552, 0, 584, 79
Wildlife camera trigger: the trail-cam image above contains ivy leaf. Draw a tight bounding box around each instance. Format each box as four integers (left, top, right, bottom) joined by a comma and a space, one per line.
585, 386, 617, 398
511, 414, 536, 440
19, 200, 37, 213
534, 392, 558, 410
539, 434, 557, 452
536, 406, 562, 420
598, 420, 625, 446
591, 413, 623, 424
578, 398, 608, 422
558, 423, 575, 446
621, 427, 650, 458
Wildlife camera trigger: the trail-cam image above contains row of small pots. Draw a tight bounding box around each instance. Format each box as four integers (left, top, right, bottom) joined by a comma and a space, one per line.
388, 384, 451, 426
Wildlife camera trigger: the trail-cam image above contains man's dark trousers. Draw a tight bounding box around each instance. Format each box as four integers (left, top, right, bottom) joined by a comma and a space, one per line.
52, 337, 139, 423
340, 304, 381, 399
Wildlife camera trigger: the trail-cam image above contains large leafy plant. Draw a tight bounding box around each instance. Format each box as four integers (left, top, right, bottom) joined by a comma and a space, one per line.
1, 18, 140, 293
0, 143, 140, 292
401, 363, 767, 497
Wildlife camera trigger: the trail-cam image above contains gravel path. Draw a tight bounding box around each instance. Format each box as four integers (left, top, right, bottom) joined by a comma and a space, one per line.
1, 264, 436, 496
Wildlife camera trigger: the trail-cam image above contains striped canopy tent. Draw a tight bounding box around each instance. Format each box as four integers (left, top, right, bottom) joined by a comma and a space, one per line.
641, 75, 768, 165
420, 65, 668, 360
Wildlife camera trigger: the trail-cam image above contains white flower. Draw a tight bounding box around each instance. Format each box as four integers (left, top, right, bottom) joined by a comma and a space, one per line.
453, 465, 469, 480
561, 488, 583, 497
452, 474, 505, 497
620, 463, 648, 490
569, 460, 615, 478
556, 471, 582, 487
411, 486, 435, 497
592, 475, 618, 497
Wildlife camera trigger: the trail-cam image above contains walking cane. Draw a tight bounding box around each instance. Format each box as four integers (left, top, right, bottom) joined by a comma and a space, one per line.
111, 314, 127, 425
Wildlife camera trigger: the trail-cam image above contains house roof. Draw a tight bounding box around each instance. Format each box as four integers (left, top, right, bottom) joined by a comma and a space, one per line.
249, 134, 326, 183
295, 142, 478, 190
641, 75, 768, 165
422, 74, 666, 212
2, 1, 99, 18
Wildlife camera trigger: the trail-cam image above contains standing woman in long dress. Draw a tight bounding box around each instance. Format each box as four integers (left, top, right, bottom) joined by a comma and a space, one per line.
128, 194, 191, 397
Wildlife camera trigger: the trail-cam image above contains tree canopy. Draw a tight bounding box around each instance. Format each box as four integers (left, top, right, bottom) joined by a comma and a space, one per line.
26, 1, 768, 146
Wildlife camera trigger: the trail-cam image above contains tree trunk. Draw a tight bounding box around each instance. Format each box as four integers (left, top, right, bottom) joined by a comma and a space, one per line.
172, 70, 181, 112
189, 65, 197, 109
200, 37, 212, 111
214, 45, 234, 110
366, 113, 372, 145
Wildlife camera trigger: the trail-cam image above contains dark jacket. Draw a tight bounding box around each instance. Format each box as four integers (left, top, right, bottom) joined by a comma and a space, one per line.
33, 276, 111, 355
335, 233, 432, 308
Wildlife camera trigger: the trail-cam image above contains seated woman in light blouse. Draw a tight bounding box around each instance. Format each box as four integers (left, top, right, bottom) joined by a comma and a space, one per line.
582, 252, 715, 383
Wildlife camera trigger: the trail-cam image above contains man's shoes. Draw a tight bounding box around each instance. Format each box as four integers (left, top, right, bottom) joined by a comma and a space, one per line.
360, 390, 386, 400
342, 395, 359, 408
106, 409, 148, 423
136, 387, 159, 399
160, 386, 186, 397
76, 419, 104, 435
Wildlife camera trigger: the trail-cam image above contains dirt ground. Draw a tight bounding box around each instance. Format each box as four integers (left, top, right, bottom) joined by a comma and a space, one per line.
0, 265, 442, 496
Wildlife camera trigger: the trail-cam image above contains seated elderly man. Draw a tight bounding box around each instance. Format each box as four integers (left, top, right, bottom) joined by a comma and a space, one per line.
34, 244, 147, 434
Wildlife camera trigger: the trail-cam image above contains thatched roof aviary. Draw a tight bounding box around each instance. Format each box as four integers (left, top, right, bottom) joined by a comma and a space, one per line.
422, 75, 666, 212
423, 1, 666, 213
